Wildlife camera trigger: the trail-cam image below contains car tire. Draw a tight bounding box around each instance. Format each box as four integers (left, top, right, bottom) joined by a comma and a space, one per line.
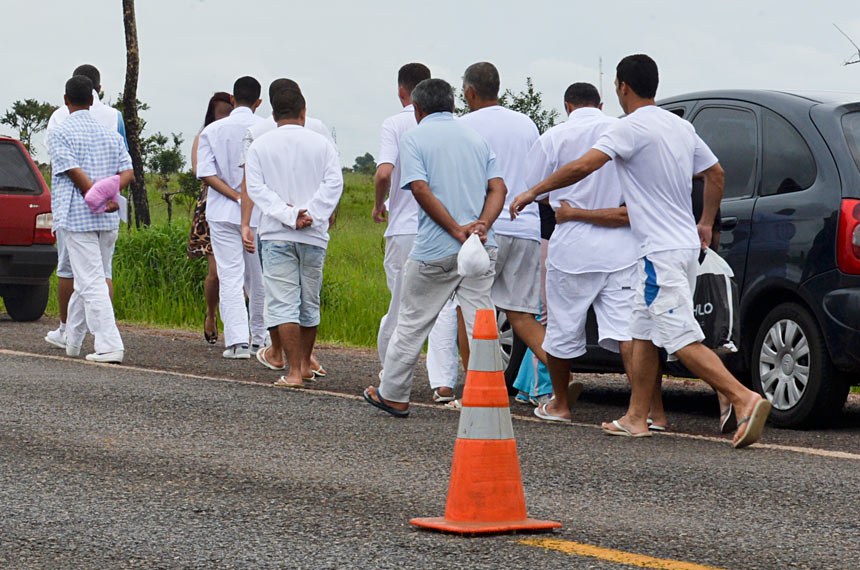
2, 283, 49, 322
750, 302, 849, 428
497, 310, 526, 395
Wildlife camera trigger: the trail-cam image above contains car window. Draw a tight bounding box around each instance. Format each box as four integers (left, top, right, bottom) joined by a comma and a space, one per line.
760, 109, 816, 196
843, 112, 860, 173
0, 142, 41, 195
692, 107, 757, 200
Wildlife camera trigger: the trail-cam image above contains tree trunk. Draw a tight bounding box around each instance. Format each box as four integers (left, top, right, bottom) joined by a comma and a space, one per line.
121, 0, 150, 228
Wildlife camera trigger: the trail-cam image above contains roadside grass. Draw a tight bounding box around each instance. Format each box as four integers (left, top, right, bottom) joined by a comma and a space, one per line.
9, 172, 388, 347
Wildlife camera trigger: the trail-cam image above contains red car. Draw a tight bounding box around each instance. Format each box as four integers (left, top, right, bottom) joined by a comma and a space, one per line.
0, 136, 56, 321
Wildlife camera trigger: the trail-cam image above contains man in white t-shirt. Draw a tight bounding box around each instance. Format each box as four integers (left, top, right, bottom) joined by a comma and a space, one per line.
196, 76, 267, 359
239, 78, 333, 376
457, 62, 544, 378
522, 82, 638, 423
512, 54, 770, 448
245, 88, 343, 387
43, 64, 127, 352
373, 63, 459, 403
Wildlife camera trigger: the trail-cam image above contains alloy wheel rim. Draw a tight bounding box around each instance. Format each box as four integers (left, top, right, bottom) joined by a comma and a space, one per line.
758, 318, 811, 411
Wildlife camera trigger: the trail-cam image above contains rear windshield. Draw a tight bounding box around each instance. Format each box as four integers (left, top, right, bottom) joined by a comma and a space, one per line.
0, 142, 42, 195
844, 112, 860, 173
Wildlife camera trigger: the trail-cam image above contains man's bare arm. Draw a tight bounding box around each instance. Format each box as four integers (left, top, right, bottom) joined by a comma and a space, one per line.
240, 175, 256, 253
66, 168, 94, 194
696, 162, 725, 248
410, 180, 468, 243
555, 202, 629, 227
201, 175, 240, 202
468, 177, 506, 238
373, 163, 393, 223
510, 148, 611, 219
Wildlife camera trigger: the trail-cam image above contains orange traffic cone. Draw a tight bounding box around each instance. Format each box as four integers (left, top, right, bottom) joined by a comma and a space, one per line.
411, 308, 561, 535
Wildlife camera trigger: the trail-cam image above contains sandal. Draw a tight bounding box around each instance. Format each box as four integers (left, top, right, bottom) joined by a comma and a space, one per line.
204, 316, 218, 345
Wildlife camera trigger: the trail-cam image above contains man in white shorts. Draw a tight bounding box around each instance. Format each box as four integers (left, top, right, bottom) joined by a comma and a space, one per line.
518, 82, 638, 422
196, 76, 267, 359
373, 63, 459, 402
245, 88, 343, 387
239, 78, 333, 376
512, 54, 771, 448
457, 62, 545, 373
44, 64, 126, 350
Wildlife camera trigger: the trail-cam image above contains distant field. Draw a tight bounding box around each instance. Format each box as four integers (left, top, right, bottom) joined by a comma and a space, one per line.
5, 172, 389, 347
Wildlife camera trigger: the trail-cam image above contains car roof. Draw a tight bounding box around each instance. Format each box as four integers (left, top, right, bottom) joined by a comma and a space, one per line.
658, 89, 860, 107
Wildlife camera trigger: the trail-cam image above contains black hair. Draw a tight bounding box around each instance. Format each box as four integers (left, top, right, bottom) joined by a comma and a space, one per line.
463, 62, 500, 100
564, 82, 601, 107
233, 76, 262, 106
65, 75, 94, 106
397, 63, 431, 93
203, 92, 233, 127
73, 64, 100, 91
272, 88, 306, 121
269, 78, 301, 103
411, 78, 455, 115
616, 54, 659, 99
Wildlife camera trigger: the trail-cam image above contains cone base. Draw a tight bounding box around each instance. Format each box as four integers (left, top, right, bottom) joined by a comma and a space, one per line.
410, 516, 561, 535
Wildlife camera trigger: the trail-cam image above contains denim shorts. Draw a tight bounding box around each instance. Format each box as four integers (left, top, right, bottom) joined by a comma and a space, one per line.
260, 240, 326, 328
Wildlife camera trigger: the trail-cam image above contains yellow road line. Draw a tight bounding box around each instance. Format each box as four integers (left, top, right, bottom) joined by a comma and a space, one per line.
519, 537, 726, 570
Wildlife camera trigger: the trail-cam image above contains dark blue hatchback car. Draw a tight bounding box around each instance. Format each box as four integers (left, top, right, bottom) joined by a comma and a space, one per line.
501, 90, 860, 429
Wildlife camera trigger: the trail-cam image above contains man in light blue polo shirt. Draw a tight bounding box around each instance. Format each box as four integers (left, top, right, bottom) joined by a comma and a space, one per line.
363, 78, 507, 417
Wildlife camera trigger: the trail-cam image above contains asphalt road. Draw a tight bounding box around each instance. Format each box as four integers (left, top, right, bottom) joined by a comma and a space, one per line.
2, 318, 860, 569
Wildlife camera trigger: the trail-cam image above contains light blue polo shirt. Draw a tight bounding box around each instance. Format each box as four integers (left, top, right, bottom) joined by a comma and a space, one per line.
399, 112, 500, 262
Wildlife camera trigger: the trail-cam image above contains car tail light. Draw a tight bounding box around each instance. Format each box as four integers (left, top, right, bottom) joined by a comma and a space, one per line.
837, 199, 860, 275
34, 213, 55, 245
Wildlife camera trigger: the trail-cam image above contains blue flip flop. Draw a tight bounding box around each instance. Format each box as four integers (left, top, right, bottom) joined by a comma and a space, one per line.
363, 387, 409, 418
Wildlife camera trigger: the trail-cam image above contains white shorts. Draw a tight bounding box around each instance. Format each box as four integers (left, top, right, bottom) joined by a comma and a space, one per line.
630, 249, 705, 354
542, 265, 636, 359
492, 235, 541, 314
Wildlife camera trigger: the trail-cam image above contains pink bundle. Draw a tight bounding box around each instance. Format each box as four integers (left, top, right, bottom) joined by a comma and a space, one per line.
84, 175, 120, 213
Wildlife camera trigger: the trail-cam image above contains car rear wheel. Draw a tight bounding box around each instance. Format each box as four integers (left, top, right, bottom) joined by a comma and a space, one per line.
751, 302, 848, 428
2, 283, 49, 322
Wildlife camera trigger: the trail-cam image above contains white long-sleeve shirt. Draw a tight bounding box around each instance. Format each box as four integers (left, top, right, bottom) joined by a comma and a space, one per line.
245, 124, 343, 248
239, 115, 336, 167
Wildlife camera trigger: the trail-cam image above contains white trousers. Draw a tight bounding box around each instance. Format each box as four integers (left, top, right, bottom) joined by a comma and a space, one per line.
64, 229, 123, 353
378, 234, 458, 389
379, 250, 497, 403
209, 221, 266, 348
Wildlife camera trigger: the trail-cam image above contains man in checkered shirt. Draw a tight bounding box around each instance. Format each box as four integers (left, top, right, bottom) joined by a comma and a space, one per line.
47, 75, 134, 364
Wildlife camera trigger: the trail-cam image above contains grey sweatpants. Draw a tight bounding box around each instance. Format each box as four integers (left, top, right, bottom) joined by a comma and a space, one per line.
378, 249, 498, 403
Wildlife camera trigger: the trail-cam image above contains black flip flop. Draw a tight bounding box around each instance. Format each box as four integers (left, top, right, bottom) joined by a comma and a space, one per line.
363, 387, 409, 418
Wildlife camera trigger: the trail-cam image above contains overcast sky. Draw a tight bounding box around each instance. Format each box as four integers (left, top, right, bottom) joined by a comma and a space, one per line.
2, 0, 859, 165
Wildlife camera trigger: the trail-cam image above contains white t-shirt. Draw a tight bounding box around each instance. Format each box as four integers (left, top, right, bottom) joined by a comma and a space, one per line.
527, 108, 637, 274
196, 107, 266, 225
245, 125, 343, 248
46, 90, 124, 148
239, 115, 336, 167
593, 105, 719, 257
458, 105, 540, 242
377, 105, 419, 237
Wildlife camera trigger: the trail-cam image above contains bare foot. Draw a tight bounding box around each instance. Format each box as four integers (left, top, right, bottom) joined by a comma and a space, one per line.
264, 346, 285, 369
434, 387, 454, 398
732, 393, 770, 447
544, 398, 571, 420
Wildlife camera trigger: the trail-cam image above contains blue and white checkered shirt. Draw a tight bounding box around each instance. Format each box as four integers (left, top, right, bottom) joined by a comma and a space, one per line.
48, 110, 132, 232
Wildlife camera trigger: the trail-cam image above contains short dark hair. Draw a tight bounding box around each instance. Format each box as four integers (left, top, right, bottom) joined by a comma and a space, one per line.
269, 78, 301, 102
233, 76, 261, 106
65, 75, 94, 106
463, 62, 500, 100
73, 64, 100, 91
564, 82, 601, 107
411, 78, 455, 115
616, 54, 659, 99
397, 63, 431, 93
272, 88, 306, 121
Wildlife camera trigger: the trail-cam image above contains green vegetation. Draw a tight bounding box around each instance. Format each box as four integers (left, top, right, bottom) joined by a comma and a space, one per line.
14, 172, 388, 347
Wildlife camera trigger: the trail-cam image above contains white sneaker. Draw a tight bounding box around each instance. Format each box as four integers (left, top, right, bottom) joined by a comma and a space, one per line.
223, 344, 251, 359
66, 344, 81, 357
45, 327, 66, 349
85, 350, 124, 364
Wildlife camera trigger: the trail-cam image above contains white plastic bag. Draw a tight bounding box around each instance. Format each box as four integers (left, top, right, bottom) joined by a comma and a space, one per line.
457, 233, 490, 278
